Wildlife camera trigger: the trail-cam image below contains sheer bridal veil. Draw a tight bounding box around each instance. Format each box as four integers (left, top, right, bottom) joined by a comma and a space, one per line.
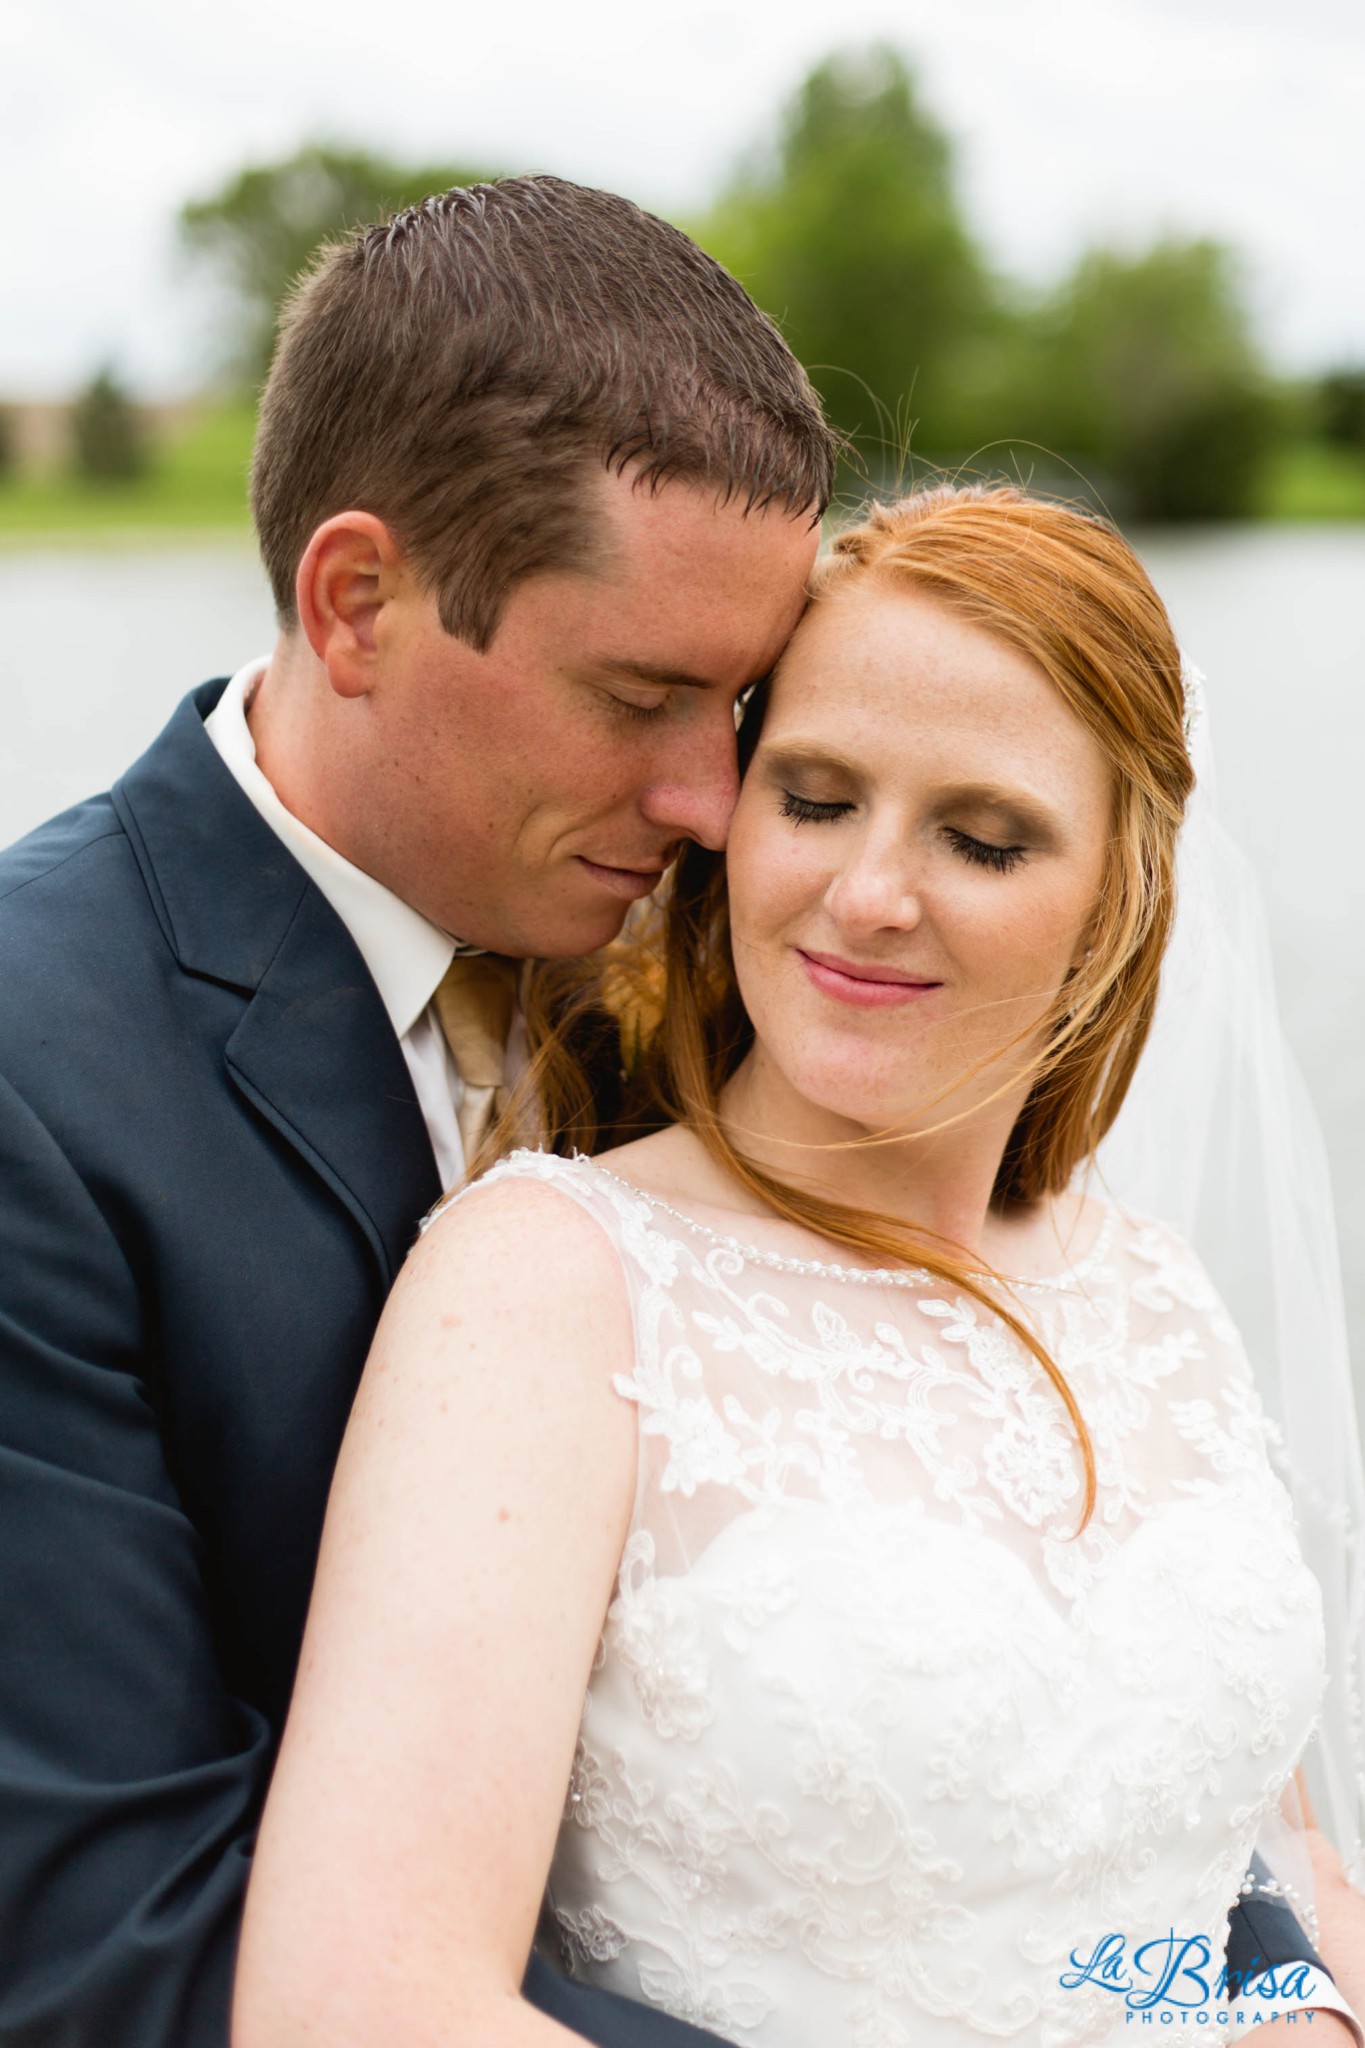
1096, 661, 1365, 1902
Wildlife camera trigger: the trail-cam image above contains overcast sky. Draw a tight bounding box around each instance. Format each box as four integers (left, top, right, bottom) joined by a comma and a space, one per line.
7, 0, 1363, 397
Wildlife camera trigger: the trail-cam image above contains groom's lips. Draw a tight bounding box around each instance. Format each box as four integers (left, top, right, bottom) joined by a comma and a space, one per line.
576, 856, 670, 901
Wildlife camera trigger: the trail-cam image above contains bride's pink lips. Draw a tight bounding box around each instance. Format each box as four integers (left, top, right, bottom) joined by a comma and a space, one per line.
797, 948, 942, 1009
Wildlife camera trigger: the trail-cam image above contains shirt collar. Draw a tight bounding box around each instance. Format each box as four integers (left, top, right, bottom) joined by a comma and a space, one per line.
204, 659, 457, 1039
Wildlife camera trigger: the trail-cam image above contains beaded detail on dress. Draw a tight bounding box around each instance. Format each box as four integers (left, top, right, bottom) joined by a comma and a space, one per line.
436, 1150, 1328, 2047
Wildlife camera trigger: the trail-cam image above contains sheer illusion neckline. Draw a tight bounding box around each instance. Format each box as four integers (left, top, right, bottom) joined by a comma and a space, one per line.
575, 1156, 1117, 1295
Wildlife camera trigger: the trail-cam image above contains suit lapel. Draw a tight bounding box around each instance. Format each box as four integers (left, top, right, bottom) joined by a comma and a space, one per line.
223, 885, 440, 1280
113, 682, 441, 1286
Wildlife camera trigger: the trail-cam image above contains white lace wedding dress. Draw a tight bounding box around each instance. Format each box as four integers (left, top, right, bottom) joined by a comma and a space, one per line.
449, 1149, 1327, 2046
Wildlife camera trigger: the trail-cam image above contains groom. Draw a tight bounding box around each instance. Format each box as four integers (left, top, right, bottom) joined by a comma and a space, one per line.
0, 176, 1342, 2046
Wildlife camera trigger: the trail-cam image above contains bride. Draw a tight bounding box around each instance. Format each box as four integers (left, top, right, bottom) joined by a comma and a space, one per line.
231, 485, 1365, 2044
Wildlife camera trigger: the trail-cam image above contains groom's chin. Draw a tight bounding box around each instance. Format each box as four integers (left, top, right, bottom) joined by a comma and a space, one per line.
508, 894, 635, 964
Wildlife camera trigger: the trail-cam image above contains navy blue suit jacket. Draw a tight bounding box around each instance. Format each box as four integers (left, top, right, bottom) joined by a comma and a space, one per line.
0, 682, 1322, 2042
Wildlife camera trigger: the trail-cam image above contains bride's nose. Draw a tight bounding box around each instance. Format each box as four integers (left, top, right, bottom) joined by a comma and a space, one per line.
823, 832, 924, 935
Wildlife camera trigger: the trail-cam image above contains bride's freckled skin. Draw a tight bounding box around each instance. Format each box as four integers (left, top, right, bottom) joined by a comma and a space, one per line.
721, 580, 1112, 1236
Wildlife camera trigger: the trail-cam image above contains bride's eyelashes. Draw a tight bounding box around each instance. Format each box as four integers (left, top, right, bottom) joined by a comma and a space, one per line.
779, 790, 852, 825
778, 790, 1028, 875
943, 826, 1027, 874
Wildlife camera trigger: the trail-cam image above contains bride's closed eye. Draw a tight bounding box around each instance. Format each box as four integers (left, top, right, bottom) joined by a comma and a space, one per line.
944, 825, 1027, 874
779, 790, 854, 825
777, 789, 1028, 875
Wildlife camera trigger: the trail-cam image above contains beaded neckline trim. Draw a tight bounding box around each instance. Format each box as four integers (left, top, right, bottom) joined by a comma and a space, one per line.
574, 1157, 1116, 1295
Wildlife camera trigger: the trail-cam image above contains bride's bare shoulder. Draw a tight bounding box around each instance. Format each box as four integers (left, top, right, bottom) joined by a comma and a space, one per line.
408, 1154, 631, 1313
594, 1125, 698, 1182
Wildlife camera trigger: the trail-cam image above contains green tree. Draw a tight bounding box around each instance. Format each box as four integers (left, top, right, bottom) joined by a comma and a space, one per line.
1013, 239, 1279, 521
699, 47, 996, 479
70, 367, 148, 482
179, 143, 499, 379
1319, 367, 1365, 449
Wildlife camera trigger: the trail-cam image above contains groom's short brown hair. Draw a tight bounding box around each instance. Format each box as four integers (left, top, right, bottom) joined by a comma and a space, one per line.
251, 175, 835, 650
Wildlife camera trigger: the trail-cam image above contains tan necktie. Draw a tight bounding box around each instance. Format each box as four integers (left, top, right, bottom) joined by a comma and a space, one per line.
431, 953, 521, 1167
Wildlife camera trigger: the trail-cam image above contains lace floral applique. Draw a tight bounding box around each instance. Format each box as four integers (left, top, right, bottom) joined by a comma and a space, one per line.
710, 1547, 800, 1653
610, 1532, 717, 1742
1129, 1221, 1240, 1345
556, 1903, 629, 1971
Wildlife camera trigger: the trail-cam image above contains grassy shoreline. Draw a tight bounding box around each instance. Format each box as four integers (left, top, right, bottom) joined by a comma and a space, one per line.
2, 401, 1363, 547
0, 400, 256, 547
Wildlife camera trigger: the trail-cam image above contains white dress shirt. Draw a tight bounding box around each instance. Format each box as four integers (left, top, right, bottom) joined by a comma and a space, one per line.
206, 658, 473, 1188
1239, 1961, 1362, 2039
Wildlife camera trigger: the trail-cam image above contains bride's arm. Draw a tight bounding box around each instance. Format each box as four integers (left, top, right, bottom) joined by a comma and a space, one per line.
1297, 1771, 1365, 2014
230, 1181, 640, 2048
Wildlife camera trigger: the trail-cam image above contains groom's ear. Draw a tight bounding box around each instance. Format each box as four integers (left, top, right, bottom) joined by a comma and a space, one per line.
295, 513, 407, 700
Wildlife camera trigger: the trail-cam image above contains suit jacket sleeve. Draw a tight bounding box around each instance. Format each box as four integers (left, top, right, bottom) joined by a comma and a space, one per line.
1226, 1851, 1332, 1984
0, 1067, 740, 2048
0, 1072, 271, 2046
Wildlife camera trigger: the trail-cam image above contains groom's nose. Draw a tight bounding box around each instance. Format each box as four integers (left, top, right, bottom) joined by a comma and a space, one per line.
639, 718, 741, 852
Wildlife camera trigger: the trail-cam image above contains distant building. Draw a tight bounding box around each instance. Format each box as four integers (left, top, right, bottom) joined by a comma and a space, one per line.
0, 399, 198, 477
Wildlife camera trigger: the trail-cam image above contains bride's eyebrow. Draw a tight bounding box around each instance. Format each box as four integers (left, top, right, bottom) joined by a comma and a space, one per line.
758, 741, 862, 779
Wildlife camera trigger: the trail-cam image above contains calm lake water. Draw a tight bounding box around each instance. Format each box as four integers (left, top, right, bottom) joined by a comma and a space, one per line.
2, 529, 1363, 1416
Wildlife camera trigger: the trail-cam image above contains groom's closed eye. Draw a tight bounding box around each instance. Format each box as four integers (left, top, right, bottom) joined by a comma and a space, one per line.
585, 657, 722, 694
